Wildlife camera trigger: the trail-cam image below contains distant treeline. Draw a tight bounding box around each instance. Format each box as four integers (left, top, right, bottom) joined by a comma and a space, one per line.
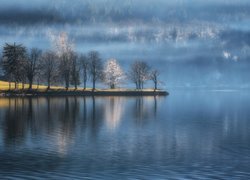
0, 35, 162, 91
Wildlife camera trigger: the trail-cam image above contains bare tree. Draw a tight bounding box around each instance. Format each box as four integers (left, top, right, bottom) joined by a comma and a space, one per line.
79, 54, 89, 90
104, 58, 124, 89
70, 52, 80, 90
20, 67, 27, 90
52, 32, 74, 90
59, 51, 73, 90
88, 51, 103, 90
35, 66, 42, 90
40, 51, 58, 90
150, 69, 160, 90
129, 61, 150, 89
26, 48, 42, 90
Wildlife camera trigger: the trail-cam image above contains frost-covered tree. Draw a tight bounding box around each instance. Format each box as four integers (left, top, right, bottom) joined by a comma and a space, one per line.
104, 59, 124, 89
52, 32, 75, 90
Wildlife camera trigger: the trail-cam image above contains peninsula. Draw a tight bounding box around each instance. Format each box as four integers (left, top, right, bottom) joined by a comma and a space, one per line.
0, 81, 168, 97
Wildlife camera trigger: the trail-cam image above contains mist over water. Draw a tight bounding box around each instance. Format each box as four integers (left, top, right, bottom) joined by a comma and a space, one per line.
0, 92, 250, 179
0, 1, 250, 178
0, 0, 250, 88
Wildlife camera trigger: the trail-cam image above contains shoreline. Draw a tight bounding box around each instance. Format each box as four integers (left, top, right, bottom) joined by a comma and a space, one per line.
0, 89, 169, 97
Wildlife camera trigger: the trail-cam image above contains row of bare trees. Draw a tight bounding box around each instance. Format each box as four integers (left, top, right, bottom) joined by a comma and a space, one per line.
1, 43, 161, 91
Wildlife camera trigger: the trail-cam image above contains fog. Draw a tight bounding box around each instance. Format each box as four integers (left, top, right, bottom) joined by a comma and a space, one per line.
1, 0, 250, 89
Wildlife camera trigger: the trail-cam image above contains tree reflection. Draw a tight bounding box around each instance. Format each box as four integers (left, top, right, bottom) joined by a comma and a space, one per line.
104, 97, 125, 130
89, 96, 104, 137
55, 97, 79, 155
1, 96, 160, 149
133, 96, 159, 122
4, 98, 29, 146
154, 96, 158, 118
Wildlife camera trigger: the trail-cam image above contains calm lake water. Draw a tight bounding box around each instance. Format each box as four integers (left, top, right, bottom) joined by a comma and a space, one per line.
0, 91, 250, 179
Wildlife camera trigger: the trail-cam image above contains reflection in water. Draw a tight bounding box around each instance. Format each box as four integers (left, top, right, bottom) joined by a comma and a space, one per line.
133, 96, 159, 122
0, 96, 159, 149
105, 97, 125, 130
4, 98, 30, 146
0, 93, 250, 179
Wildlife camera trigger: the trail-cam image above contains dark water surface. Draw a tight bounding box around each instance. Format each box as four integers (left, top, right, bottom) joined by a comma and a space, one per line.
0, 91, 250, 179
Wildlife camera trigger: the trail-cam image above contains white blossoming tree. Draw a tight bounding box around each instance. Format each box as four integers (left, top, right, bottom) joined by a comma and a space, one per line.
104, 59, 124, 89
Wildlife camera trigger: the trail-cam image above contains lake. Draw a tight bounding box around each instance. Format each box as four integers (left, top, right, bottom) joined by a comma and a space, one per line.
0, 91, 250, 179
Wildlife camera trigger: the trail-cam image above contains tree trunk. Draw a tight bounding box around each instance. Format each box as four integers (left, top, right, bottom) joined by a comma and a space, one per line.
47, 78, 50, 90
37, 80, 40, 90
83, 80, 86, 90
28, 78, 33, 90
9, 81, 11, 90
92, 79, 95, 91
154, 81, 157, 91
65, 79, 69, 90
15, 82, 17, 90
138, 81, 141, 89
83, 71, 87, 90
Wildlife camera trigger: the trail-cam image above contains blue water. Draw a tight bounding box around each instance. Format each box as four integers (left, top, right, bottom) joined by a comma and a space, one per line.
0, 91, 250, 179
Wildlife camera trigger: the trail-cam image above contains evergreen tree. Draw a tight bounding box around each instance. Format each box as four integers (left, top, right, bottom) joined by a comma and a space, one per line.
2, 43, 27, 89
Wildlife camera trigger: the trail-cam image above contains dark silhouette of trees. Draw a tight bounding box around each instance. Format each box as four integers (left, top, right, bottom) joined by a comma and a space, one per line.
129, 61, 150, 89
26, 48, 42, 90
0, 42, 163, 90
2, 43, 27, 89
0, 55, 3, 81
20, 70, 27, 90
59, 51, 73, 90
88, 51, 103, 90
40, 51, 58, 90
79, 54, 89, 90
70, 52, 80, 90
53, 32, 75, 90
150, 69, 160, 90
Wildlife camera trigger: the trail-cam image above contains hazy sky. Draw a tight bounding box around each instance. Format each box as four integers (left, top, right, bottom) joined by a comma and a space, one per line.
1, 0, 250, 88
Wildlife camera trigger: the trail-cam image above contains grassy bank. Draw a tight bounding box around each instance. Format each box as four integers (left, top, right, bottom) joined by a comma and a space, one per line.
0, 81, 168, 96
